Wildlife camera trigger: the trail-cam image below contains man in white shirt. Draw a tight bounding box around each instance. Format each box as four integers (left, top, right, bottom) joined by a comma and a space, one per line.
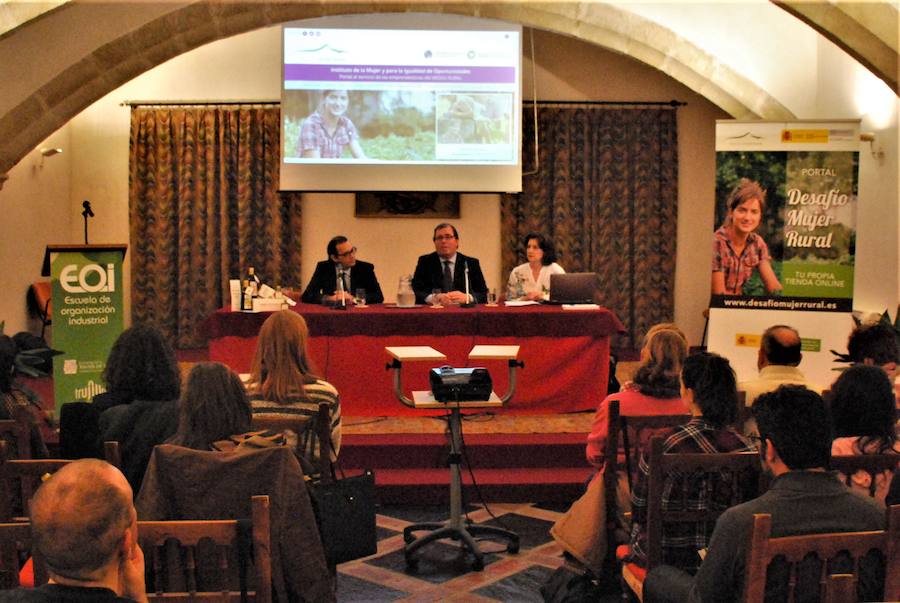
738, 325, 820, 407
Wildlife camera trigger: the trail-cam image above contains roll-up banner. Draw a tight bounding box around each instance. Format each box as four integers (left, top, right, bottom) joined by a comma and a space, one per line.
48, 245, 127, 416
708, 121, 859, 387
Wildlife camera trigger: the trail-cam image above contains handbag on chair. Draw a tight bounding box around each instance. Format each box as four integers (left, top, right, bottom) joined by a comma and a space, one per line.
307, 467, 377, 566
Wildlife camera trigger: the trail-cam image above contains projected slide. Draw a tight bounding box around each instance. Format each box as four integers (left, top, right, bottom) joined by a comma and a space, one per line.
282, 27, 519, 165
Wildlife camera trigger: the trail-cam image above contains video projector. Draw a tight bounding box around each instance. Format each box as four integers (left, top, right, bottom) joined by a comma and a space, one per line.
429, 366, 493, 402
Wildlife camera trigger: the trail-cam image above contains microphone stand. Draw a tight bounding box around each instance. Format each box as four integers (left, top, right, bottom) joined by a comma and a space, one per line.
81, 200, 94, 244
460, 261, 475, 308
332, 268, 348, 310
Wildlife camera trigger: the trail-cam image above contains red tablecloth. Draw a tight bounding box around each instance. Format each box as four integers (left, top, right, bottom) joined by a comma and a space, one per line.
206, 304, 625, 416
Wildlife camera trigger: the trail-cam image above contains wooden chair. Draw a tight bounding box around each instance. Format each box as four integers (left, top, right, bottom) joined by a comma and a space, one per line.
0, 496, 273, 602
140, 495, 273, 602
0, 419, 30, 461
619, 411, 691, 492
0, 440, 121, 520
741, 505, 900, 603
830, 453, 900, 498
621, 436, 764, 601
251, 402, 333, 481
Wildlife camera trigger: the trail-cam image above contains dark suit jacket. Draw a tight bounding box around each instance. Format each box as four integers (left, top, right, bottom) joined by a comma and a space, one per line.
412, 252, 487, 304
301, 260, 384, 304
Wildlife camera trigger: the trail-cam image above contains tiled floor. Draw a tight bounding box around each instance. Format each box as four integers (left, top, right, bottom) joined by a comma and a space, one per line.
336, 502, 624, 602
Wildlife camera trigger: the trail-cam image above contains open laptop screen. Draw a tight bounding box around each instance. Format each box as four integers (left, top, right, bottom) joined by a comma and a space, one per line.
548, 272, 598, 304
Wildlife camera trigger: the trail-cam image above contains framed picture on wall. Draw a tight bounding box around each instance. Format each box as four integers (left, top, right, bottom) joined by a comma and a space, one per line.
355, 192, 460, 218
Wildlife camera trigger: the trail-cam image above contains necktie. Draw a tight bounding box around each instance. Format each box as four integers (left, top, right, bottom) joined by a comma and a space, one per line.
337, 269, 349, 293
442, 261, 452, 292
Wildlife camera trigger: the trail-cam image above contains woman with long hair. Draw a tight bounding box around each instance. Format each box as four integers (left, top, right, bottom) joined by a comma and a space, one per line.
627, 352, 755, 572
167, 362, 253, 450
246, 310, 341, 463
585, 323, 689, 469
830, 364, 900, 500
298, 89, 366, 159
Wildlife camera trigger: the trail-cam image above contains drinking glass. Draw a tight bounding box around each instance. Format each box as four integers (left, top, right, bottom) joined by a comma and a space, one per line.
354, 289, 366, 307
487, 289, 498, 306
430, 289, 443, 308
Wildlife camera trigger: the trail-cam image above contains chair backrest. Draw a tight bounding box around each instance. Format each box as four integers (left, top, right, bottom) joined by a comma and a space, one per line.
620, 411, 691, 491
0, 496, 273, 602
830, 454, 899, 498
0, 440, 121, 520
742, 505, 900, 603
250, 402, 333, 481
27, 281, 52, 321
644, 436, 763, 569
140, 494, 273, 602
0, 418, 30, 460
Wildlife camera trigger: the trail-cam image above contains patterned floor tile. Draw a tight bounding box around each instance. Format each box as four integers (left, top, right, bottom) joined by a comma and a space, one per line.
473, 564, 555, 602
336, 572, 410, 602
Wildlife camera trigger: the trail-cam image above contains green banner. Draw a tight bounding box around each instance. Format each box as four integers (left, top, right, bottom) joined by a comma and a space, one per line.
51, 248, 125, 415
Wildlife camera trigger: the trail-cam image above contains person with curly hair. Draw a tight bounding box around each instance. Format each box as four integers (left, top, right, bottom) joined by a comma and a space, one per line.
97, 324, 180, 492
830, 364, 900, 500
92, 324, 181, 414
505, 232, 565, 301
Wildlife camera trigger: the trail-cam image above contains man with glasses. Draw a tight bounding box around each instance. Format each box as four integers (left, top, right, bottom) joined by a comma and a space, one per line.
412, 223, 487, 305
301, 235, 384, 304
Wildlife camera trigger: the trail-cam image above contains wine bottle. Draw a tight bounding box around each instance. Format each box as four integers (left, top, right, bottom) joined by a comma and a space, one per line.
247, 266, 260, 297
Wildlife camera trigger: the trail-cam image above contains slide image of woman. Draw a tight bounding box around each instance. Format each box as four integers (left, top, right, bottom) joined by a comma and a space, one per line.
298, 89, 366, 159
711, 178, 782, 296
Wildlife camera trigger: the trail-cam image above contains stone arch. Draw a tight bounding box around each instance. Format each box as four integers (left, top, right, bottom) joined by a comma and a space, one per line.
0, 1, 799, 175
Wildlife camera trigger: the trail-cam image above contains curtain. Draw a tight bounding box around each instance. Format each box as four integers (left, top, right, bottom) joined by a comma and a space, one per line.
502, 106, 678, 349
129, 106, 303, 348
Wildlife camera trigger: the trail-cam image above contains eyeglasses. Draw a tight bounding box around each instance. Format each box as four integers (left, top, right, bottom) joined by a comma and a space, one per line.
433, 235, 457, 241
336, 247, 357, 257
746, 434, 763, 447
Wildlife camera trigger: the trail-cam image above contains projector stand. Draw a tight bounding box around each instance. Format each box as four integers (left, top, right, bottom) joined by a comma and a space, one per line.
385, 345, 523, 571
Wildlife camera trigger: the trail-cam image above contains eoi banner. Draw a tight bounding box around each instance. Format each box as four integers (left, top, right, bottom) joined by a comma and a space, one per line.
50, 245, 126, 415
712, 121, 859, 312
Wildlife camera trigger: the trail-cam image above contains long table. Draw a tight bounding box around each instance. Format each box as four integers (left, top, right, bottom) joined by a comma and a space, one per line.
206, 303, 624, 416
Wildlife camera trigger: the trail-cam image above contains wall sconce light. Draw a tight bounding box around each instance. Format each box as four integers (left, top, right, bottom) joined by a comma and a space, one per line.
40, 148, 63, 157
859, 132, 884, 161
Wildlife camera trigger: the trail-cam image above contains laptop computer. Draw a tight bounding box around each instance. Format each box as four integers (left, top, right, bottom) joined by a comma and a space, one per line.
547, 272, 598, 304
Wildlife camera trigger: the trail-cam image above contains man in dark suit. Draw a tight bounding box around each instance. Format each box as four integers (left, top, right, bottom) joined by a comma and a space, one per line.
301, 235, 384, 304
412, 223, 487, 304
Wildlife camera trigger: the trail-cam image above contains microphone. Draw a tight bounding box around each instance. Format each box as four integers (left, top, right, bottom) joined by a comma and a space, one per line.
82, 200, 94, 217
333, 268, 348, 310
461, 261, 475, 308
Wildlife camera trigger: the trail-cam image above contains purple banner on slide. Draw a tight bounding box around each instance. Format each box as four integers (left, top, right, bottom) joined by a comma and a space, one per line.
285, 64, 516, 84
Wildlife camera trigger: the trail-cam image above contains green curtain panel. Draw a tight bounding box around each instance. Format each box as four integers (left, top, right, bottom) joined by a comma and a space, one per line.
502, 106, 678, 349
129, 106, 303, 347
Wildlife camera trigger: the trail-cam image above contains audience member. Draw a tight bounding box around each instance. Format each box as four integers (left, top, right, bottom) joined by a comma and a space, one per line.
830, 365, 900, 500
0, 459, 147, 602
98, 325, 180, 492
738, 325, 820, 406
165, 362, 282, 451
643, 385, 885, 603
505, 232, 565, 301
412, 223, 487, 305
92, 324, 181, 414
846, 322, 899, 391
586, 323, 689, 469
246, 310, 341, 464
301, 235, 384, 305
627, 352, 755, 572
0, 334, 49, 458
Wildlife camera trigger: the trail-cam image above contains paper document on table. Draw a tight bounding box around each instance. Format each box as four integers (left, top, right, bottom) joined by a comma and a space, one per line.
503, 300, 540, 307
562, 304, 600, 310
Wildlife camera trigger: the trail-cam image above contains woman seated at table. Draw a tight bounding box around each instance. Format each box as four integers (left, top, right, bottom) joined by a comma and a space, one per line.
829, 364, 900, 501
167, 362, 284, 451
586, 323, 689, 472
506, 232, 565, 301
246, 310, 341, 465
627, 352, 756, 573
